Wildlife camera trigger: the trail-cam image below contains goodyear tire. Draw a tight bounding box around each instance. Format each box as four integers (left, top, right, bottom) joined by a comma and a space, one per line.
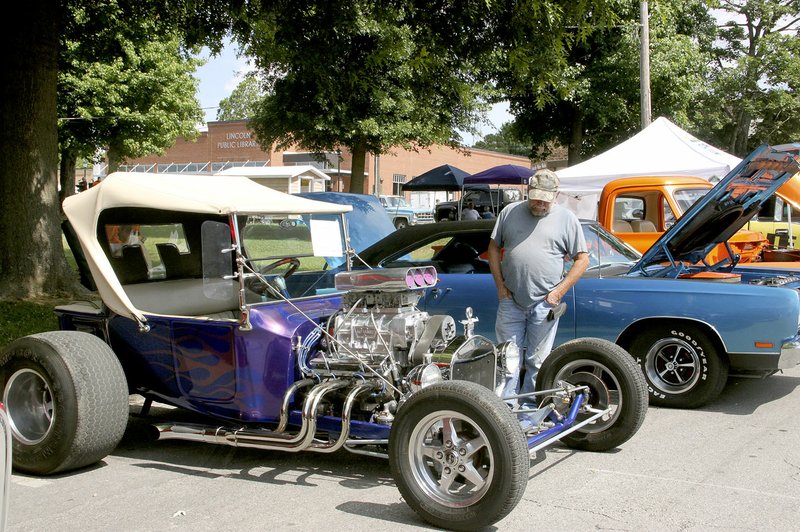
389, 381, 528, 530
0, 331, 129, 474
536, 338, 647, 452
630, 323, 728, 408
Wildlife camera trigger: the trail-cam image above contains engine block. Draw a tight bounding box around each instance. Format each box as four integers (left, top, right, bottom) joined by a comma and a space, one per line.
332, 306, 429, 364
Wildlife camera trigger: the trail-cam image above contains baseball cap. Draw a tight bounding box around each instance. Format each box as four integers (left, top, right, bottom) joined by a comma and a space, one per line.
528, 169, 559, 202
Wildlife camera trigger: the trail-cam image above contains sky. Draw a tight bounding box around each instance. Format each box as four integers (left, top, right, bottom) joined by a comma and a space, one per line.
193, 42, 513, 145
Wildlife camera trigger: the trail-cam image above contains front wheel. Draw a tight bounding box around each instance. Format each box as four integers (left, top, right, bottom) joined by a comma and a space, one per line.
1, 331, 129, 474
389, 381, 529, 530
629, 323, 728, 408
536, 338, 647, 452
394, 218, 409, 230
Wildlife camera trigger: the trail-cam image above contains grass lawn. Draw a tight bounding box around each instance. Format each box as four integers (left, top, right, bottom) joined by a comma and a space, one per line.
0, 237, 77, 349
0, 299, 63, 349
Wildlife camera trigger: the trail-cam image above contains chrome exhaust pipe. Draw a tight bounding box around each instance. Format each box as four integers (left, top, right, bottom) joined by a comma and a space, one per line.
307, 382, 377, 453
275, 378, 316, 433
155, 379, 350, 452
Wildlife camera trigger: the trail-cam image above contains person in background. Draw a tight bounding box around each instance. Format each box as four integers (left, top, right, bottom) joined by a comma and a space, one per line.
461, 201, 480, 221
488, 169, 589, 411
107, 224, 144, 257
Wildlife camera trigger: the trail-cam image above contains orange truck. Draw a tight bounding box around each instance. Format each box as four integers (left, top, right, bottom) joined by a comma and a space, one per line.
596, 175, 800, 263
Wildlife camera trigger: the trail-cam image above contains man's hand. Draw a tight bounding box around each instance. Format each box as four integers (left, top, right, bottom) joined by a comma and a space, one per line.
545, 287, 563, 305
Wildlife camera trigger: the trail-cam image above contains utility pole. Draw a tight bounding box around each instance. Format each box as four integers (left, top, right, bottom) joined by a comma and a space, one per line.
373, 154, 380, 196
640, 0, 652, 129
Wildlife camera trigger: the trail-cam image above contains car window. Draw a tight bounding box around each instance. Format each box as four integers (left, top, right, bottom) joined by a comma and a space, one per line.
566, 224, 641, 272
662, 196, 677, 228
104, 223, 190, 280
672, 188, 708, 216
614, 197, 644, 220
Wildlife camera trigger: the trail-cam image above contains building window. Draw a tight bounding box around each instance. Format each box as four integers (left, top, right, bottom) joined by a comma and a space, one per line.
392, 174, 406, 195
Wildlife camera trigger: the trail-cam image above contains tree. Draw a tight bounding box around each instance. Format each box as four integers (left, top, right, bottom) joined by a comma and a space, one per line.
472, 122, 530, 157
507, 0, 714, 165
238, 1, 493, 193
234, 0, 622, 193
217, 73, 264, 121
59, 26, 204, 203
0, 0, 232, 299
693, 0, 800, 155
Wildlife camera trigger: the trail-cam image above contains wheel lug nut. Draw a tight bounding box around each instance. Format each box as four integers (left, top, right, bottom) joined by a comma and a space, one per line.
446, 440, 453, 448
444, 467, 451, 475
458, 465, 465, 472
458, 448, 466, 456
436, 451, 443, 459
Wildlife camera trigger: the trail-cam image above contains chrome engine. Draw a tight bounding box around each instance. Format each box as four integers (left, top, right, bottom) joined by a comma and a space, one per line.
304, 267, 459, 376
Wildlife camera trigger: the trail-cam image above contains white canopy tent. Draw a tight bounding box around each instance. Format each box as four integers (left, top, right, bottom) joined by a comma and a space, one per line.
555, 117, 741, 218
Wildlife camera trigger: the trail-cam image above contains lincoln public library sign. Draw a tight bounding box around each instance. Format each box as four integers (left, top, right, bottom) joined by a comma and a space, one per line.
216, 131, 258, 150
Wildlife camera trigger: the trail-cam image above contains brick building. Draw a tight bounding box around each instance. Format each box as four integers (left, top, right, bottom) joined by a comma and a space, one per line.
120, 119, 542, 208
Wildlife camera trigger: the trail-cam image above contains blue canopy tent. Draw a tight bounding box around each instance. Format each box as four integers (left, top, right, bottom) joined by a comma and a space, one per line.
402, 164, 488, 219
463, 164, 534, 186
402, 164, 472, 191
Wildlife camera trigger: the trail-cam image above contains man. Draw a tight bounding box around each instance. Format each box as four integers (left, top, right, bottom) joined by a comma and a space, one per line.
488, 169, 589, 407
461, 201, 480, 221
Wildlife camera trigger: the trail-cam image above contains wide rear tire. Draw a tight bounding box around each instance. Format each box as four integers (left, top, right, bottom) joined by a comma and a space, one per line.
0, 331, 129, 474
536, 338, 647, 452
389, 381, 528, 530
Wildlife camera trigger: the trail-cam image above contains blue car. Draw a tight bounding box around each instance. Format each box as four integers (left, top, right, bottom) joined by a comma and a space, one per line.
355, 144, 800, 408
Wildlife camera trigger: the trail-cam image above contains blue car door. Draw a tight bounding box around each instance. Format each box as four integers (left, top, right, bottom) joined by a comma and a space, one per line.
421, 271, 577, 345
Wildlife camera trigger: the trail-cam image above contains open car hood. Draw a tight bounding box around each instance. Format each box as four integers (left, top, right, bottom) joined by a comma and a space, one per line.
633, 143, 800, 273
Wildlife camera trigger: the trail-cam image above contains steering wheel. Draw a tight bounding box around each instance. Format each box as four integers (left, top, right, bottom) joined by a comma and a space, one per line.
258, 257, 300, 278
451, 241, 480, 260
245, 257, 300, 298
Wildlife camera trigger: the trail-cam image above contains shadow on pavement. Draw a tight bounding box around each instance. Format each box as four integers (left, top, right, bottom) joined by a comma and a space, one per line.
701, 371, 800, 415
111, 401, 395, 491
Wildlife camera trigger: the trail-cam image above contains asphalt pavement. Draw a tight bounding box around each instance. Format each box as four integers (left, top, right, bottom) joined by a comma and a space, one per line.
7, 365, 800, 531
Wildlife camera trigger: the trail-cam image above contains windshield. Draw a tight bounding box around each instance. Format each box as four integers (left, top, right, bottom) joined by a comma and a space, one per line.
582, 223, 641, 270
240, 214, 346, 272
672, 188, 709, 216
383, 196, 409, 208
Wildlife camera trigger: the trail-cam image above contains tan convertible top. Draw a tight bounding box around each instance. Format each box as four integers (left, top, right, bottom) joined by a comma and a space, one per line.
62, 172, 351, 323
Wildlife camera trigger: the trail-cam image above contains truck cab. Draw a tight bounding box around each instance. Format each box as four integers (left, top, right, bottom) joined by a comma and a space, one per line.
379, 195, 433, 229
597, 175, 776, 263
434, 188, 522, 221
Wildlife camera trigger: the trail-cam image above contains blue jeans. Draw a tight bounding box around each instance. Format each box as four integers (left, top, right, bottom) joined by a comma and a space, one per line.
495, 297, 559, 406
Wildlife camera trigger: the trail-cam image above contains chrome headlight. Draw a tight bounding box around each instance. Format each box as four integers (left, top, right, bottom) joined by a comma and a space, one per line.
496, 340, 519, 372
419, 363, 444, 389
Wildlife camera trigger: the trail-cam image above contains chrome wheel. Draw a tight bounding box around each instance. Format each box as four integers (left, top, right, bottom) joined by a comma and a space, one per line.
4, 368, 55, 445
408, 409, 494, 508
644, 337, 701, 395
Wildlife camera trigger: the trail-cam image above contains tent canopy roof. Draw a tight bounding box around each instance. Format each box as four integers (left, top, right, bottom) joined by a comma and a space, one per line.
402, 164, 471, 191
556, 117, 741, 194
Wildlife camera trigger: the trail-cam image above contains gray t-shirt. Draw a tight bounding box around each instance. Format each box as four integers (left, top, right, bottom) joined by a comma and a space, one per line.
491, 201, 586, 308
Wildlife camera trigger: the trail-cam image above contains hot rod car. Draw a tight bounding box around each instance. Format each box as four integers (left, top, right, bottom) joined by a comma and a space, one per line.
1, 172, 647, 529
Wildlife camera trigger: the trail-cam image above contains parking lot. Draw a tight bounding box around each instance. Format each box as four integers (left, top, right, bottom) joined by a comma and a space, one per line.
7, 365, 800, 531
